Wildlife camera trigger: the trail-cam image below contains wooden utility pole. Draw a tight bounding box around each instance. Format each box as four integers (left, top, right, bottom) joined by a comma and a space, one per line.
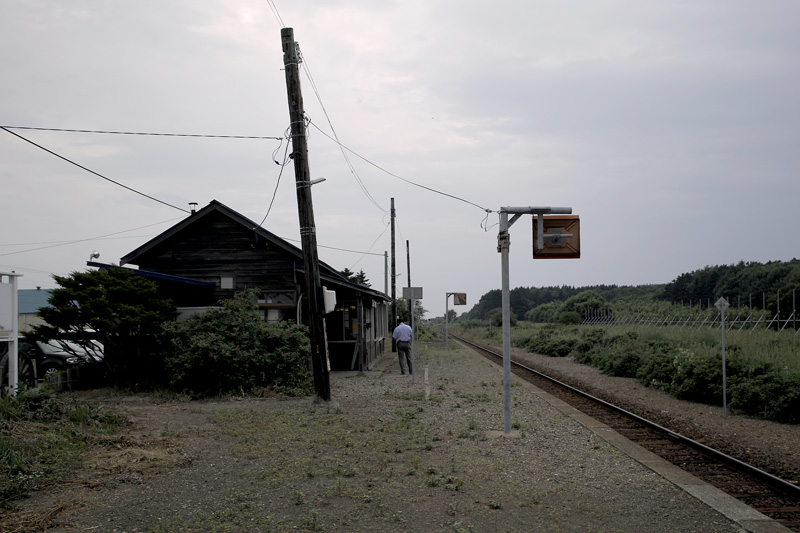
281, 27, 330, 401
406, 239, 412, 322
391, 198, 397, 351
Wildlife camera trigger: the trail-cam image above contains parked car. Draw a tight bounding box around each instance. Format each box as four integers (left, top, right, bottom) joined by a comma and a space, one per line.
1, 340, 38, 395
20, 338, 87, 379
1, 337, 105, 394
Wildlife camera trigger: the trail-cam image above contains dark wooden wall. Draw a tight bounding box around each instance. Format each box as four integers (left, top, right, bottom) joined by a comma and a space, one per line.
132, 211, 300, 305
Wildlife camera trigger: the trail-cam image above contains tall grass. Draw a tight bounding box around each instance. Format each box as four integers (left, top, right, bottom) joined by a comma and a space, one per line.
1, 388, 122, 502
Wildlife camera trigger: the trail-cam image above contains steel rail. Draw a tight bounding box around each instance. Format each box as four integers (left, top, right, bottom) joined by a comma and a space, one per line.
452, 334, 800, 500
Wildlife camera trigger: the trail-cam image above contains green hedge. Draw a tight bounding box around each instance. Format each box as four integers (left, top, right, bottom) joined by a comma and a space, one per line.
162, 293, 313, 397
512, 325, 800, 424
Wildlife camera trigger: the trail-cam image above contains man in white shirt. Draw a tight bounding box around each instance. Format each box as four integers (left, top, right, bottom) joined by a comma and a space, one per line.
391, 319, 413, 375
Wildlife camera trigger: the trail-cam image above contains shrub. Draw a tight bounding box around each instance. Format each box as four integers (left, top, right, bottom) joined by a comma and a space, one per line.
162, 293, 313, 397
513, 325, 576, 357
574, 329, 607, 354
556, 310, 582, 325
729, 364, 800, 423
575, 331, 644, 376
597, 350, 641, 378
669, 351, 723, 403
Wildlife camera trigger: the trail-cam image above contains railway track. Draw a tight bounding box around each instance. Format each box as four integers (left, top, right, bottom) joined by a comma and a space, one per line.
451, 334, 800, 531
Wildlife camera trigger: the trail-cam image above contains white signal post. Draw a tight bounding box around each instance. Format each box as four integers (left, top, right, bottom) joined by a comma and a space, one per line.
403, 286, 423, 384
1, 272, 22, 397
498, 207, 574, 435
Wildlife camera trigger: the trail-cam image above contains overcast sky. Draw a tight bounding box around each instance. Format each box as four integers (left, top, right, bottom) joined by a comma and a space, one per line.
2, 1, 799, 318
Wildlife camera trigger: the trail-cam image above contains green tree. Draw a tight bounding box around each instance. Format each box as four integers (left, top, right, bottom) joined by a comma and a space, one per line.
32, 267, 176, 386
490, 307, 517, 327
525, 301, 563, 323
562, 290, 607, 318
340, 268, 371, 287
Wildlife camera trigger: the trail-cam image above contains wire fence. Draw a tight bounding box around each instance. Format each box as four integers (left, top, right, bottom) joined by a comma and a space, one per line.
583, 290, 799, 336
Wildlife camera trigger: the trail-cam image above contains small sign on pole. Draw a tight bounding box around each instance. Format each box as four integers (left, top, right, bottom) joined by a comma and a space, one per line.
532, 215, 580, 259
402, 287, 423, 300
445, 292, 467, 351
715, 297, 730, 418
402, 287, 423, 384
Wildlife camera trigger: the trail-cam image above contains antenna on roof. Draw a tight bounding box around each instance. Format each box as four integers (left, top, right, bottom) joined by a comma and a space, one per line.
89, 250, 100, 262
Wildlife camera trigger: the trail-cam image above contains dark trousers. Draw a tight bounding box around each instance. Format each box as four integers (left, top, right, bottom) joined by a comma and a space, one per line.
397, 341, 412, 374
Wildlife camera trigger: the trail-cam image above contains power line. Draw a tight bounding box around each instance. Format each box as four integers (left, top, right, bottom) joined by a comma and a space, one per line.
306, 120, 492, 213
1, 126, 190, 213
280, 236, 384, 257
265, 0, 286, 28
0, 125, 283, 140
0, 263, 63, 277
350, 222, 391, 270
0, 234, 158, 248
298, 49, 388, 214
260, 128, 292, 225
0, 218, 185, 257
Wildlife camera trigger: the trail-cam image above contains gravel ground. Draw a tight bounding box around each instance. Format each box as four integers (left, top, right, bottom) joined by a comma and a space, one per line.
2, 341, 745, 532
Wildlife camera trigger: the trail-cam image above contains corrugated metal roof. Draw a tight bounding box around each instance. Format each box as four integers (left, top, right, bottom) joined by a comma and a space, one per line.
18, 288, 52, 314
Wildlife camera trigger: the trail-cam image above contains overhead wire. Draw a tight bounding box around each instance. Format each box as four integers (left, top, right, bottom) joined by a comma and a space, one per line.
0, 262, 64, 276
1, 126, 190, 213
297, 49, 388, 214
280, 236, 385, 257
349, 222, 391, 270
306, 120, 492, 214
264, 0, 286, 28
260, 126, 292, 225
0, 218, 185, 258
0, 125, 282, 140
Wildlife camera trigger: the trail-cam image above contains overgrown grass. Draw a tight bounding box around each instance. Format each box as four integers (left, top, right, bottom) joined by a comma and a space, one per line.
0, 388, 122, 502
454, 321, 800, 423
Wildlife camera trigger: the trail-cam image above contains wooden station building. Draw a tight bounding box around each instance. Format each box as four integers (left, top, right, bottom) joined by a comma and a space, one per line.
112, 200, 390, 370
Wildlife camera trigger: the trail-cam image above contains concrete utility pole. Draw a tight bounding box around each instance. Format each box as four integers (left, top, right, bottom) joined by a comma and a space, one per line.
281, 27, 330, 401
391, 198, 397, 351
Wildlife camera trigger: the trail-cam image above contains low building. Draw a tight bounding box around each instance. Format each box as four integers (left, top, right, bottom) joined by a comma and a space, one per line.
18, 288, 52, 333
116, 200, 390, 370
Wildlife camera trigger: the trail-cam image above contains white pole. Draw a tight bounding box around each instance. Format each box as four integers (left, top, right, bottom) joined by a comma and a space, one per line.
445, 293, 450, 350
1, 272, 22, 396
722, 309, 727, 418
410, 298, 416, 385
499, 211, 512, 434
715, 297, 729, 418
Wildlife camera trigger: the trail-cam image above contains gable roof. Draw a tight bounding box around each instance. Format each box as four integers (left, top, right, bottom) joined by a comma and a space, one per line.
120, 199, 351, 285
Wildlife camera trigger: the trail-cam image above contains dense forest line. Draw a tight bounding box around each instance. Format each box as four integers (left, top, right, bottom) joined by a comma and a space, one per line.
459, 259, 800, 322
